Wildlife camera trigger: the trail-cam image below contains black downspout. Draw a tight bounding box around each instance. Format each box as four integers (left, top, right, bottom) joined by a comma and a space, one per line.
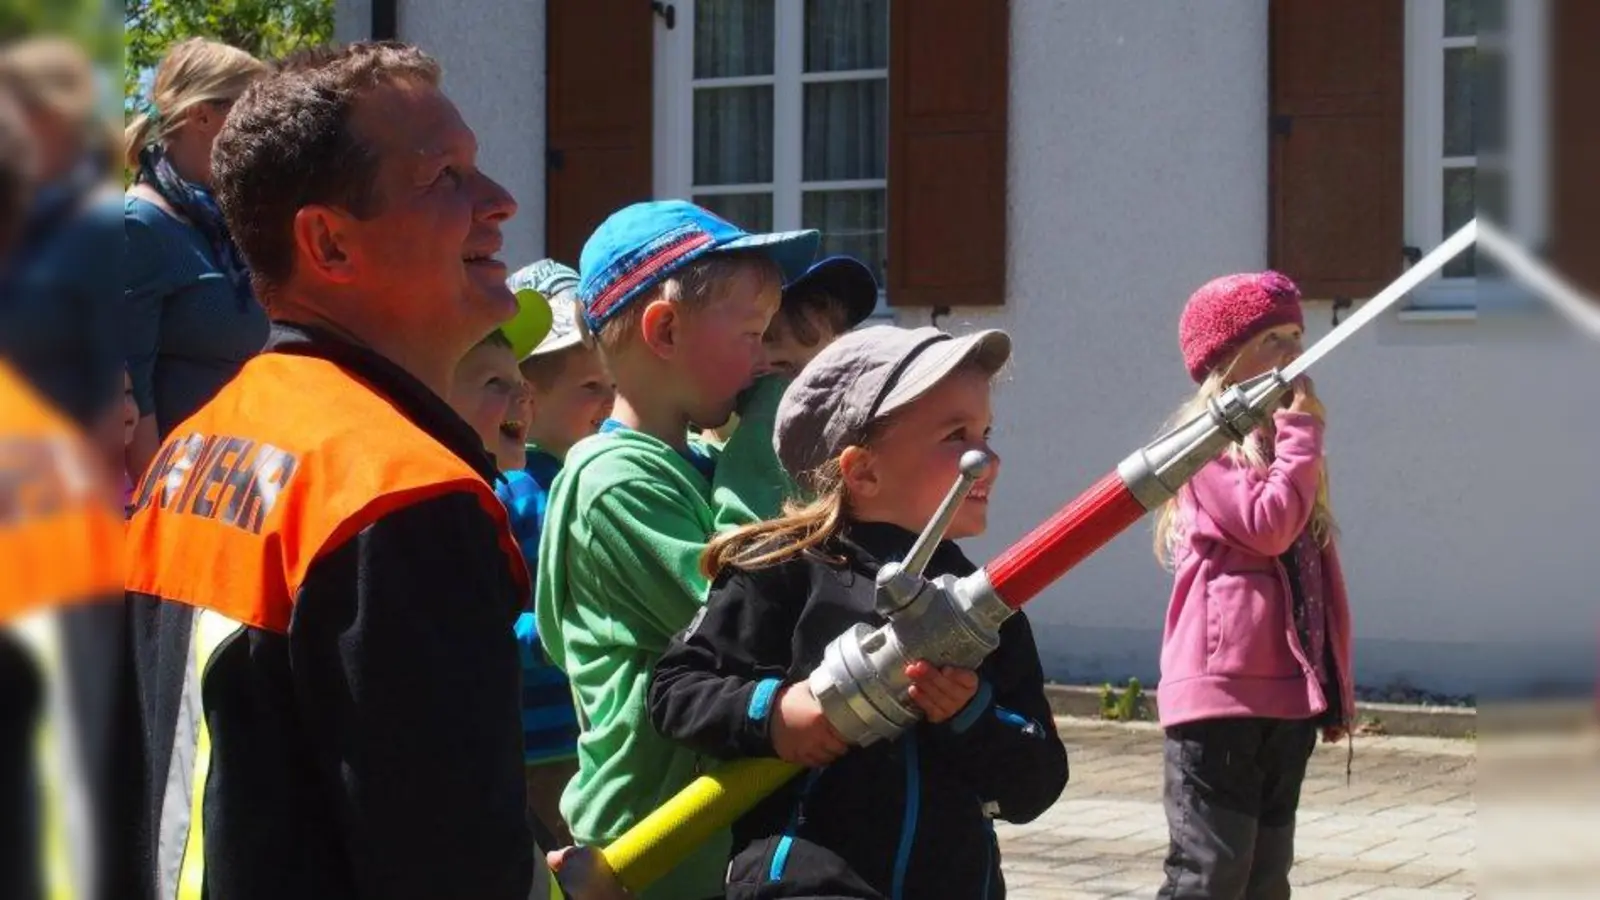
371, 0, 398, 40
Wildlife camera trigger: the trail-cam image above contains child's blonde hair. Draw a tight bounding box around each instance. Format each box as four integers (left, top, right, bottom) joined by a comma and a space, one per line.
124, 38, 266, 169
701, 458, 850, 578
1152, 340, 1337, 569
596, 250, 782, 355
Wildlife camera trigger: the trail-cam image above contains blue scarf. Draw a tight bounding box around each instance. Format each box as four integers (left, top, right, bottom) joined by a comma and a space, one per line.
138, 144, 254, 308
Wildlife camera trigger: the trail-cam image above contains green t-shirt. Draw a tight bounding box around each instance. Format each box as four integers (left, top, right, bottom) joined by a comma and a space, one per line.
534, 427, 730, 900
710, 374, 799, 533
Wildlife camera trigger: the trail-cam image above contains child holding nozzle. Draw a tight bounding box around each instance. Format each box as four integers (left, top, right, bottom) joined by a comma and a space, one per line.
649, 324, 1068, 900
1151, 271, 1355, 900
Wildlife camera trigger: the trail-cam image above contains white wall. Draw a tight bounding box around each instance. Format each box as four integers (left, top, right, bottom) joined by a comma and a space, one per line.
898, 0, 1597, 698
336, 0, 549, 268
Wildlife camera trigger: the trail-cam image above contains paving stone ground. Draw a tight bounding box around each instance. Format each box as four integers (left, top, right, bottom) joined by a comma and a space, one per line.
997, 718, 1490, 899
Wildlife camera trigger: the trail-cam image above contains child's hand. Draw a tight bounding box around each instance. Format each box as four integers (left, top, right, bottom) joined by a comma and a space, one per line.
905, 661, 980, 724
1287, 376, 1326, 423
548, 845, 633, 900
772, 681, 849, 767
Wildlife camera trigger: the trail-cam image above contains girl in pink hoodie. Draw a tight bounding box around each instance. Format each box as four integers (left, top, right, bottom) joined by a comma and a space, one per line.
1152, 271, 1354, 900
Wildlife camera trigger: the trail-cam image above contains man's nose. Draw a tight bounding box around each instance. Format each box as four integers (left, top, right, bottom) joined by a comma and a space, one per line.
476, 171, 517, 223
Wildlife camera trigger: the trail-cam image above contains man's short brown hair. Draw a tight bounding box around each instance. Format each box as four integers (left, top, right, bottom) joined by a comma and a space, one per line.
211, 41, 441, 306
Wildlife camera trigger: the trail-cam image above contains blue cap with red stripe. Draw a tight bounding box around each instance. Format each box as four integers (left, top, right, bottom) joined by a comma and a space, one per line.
577, 200, 820, 333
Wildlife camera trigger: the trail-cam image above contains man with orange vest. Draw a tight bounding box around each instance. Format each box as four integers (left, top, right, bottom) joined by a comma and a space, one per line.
124, 43, 563, 899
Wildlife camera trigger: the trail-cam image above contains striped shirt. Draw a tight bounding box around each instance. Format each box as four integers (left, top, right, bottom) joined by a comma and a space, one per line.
496, 451, 580, 765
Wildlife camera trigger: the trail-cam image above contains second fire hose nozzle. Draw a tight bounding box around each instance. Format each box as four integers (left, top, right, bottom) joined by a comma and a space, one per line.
1116, 369, 1291, 510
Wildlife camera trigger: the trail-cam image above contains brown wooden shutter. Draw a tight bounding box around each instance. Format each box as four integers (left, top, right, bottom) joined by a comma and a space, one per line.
1268, 0, 1403, 300
545, 0, 655, 268
1549, 0, 1600, 297
887, 0, 1010, 307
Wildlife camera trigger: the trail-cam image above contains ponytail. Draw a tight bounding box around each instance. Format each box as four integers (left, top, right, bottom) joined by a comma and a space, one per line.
123, 38, 267, 174
700, 460, 848, 579
123, 113, 158, 171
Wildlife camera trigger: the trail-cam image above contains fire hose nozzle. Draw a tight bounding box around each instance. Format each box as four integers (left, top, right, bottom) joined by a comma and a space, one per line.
1116, 369, 1292, 511
809, 451, 1011, 747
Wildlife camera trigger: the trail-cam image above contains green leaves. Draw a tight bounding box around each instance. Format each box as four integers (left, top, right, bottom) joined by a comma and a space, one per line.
0, 0, 119, 64
124, 0, 333, 108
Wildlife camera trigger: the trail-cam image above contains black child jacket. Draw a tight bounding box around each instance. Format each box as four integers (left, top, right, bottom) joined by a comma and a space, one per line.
649, 521, 1069, 900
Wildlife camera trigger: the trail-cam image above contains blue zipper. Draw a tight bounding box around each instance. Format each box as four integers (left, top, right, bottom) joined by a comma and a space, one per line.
891, 733, 922, 900
981, 818, 996, 900
995, 706, 1043, 738
768, 768, 823, 882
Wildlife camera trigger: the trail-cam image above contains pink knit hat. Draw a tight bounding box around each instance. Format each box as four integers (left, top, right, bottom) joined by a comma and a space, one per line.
1178, 270, 1304, 382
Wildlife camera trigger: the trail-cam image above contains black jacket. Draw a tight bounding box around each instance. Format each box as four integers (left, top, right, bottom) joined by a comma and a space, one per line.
126, 324, 536, 900
649, 521, 1069, 900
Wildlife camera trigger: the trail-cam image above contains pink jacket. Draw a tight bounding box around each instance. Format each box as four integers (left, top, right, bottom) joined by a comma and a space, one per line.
1156, 410, 1354, 732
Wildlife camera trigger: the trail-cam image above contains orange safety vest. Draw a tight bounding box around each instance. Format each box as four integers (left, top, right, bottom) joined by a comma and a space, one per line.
125, 350, 529, 629
0, 359, 123, 624
125, 350, 537, 900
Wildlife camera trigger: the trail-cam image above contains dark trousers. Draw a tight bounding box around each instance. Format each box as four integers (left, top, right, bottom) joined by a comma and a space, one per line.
1156, 717, 1318, 900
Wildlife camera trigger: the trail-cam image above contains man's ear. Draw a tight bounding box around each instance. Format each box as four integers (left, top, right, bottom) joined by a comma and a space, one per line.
839, 445, 879, 500
292, 205, 358, 284
639, 298, 679, 358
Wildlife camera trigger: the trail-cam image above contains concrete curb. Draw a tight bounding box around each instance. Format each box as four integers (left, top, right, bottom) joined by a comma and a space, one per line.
1043, 684, 1482, 739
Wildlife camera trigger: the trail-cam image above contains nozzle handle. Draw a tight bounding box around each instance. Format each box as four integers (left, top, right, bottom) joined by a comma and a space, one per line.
899, 450, 990, 579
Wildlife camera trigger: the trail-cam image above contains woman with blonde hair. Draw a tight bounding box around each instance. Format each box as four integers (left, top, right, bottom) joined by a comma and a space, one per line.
124, 37, 267, 477
1152, 270, 1355, 900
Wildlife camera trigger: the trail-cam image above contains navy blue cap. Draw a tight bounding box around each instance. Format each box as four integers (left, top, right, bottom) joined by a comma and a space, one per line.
783, 256, 880, 329
577, 200, 820, 332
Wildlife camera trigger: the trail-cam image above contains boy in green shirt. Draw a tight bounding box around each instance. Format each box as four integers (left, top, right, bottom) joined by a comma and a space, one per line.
710, 256, 878, 532
535, 201, 818, 899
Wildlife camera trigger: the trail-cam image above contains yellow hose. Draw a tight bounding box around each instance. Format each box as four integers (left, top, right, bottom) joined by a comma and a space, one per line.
600, 757, 803, 893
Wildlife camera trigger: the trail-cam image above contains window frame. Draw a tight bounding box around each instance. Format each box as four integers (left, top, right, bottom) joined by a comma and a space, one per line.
1403, 0, 1547, 310
652, 0, 893, 317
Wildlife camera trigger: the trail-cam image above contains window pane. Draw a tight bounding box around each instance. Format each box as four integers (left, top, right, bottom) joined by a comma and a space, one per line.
694, 0, 774, 78
1442, 168, 1476, 278
1475, 42, 1505, 158
805, 0, 889, 72
1476, 0, 1505, 32
694, 86, 773, 185
1444, 0, 1476, 37
803, 80, 887, 181
693, 193, 774, 232
802, 189, 886, 287
1443, 48, 1475, 157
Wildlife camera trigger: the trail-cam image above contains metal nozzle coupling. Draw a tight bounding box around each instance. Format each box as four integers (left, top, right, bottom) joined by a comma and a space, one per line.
877, 449, 991, 611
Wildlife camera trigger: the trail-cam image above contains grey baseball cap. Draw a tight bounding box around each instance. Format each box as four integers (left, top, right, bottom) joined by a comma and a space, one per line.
774, 325, 1011, 483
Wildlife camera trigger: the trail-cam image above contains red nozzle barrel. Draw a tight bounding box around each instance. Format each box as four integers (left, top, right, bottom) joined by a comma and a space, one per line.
985, 470, 1148, 609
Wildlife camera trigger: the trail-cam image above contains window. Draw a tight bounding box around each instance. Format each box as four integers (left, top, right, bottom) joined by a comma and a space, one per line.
1403, 0, 1546, 307
654, 0, 891, 310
